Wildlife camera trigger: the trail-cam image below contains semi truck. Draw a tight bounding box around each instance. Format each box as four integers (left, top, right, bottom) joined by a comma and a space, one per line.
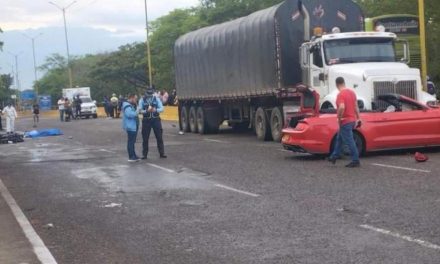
174, 0, 437, 141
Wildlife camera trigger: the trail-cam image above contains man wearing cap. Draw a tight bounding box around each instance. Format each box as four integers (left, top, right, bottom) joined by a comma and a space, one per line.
138, 87, 166, 159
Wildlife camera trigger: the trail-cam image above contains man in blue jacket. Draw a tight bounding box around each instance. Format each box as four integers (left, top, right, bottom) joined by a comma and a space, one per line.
138, 87, 166, 159
122, 94, 140, 162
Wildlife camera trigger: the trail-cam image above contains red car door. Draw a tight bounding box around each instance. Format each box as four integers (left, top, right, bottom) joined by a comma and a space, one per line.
369, 108, 440, 150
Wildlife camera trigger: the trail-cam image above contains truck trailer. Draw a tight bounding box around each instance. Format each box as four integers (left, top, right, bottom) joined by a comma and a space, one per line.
174, 0, 436, 141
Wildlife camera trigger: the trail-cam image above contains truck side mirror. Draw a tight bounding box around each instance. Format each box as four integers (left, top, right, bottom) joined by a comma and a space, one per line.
319, 73, 325, 81
395, 39, 410, 64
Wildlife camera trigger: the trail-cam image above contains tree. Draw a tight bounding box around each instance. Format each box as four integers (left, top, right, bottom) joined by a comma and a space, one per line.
0, 27, 3, 51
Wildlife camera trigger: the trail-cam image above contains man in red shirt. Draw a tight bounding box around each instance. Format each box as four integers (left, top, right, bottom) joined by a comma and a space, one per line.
328, 77, 361, 167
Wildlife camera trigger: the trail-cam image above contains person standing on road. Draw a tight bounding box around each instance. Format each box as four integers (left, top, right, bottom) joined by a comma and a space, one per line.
2, 102, 18, 134
74, 95, 82, 119
57, 97, 65, 122
138, 87, 166, 159
32, 102, 40, 128
0, 107, 3, 131
122, 94, 140, 162
328, 77, 361, 168
110, 93, 119, 118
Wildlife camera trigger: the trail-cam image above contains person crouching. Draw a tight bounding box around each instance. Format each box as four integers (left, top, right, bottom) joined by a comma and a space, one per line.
122, 94, 140, 162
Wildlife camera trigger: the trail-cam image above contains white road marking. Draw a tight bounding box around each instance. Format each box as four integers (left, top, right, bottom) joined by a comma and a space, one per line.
147, 163, 176, 173
214, 184, 260, 197
99, 149, 116, 154
203, 139, 229, 144
371, 163, 431, 173
278, 149, 291, 153
360, 224, 440, 251
0, 179, 58, 264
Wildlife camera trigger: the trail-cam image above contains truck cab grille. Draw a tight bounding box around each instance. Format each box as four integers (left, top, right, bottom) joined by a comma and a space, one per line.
373, 80, 417, 110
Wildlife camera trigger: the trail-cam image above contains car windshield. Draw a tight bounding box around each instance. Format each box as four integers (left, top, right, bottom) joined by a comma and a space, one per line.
324, 37, 396, 65
81, 97, 92, 103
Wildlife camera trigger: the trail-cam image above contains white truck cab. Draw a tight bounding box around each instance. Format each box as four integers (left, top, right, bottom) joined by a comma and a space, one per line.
300, 31, 436, 110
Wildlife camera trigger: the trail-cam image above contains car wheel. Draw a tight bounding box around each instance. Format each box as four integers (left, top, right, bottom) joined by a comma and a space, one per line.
331, 132, 365, 157
270, 107, 283, 142
255, 107, 272, 141
180, 106, 190, 132
189, 106, 198, 133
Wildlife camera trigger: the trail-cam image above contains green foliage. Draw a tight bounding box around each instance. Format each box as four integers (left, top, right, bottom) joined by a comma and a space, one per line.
0, 74, 13, 104
355, 0, 440, 93
36, 0, 440, 96
0, 27, 3, 51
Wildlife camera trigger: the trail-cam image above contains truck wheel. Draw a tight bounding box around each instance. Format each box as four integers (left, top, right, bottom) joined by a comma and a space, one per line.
189, 106, 198, 133
270, 107, 283, 142
93, 114, 98, 119
255, 107, 272, 141
197, 107, 208, 134
180, 106, 190, 132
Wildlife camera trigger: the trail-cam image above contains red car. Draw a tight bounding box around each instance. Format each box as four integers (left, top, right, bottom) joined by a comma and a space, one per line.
282, 94, 440, 155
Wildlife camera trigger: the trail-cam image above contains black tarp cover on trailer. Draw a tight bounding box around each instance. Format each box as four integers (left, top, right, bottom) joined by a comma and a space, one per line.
174, 0, 364, 100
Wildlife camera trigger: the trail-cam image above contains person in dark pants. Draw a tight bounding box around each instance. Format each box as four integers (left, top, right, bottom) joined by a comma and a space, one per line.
0, 107, 3, 131
328, 77, 361, 168
122, 94, 140, 162
74, 95, 82, 119
138, 87, 166, 159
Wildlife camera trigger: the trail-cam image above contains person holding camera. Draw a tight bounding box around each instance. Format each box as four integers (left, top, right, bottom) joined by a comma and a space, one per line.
138, 87, 166, 159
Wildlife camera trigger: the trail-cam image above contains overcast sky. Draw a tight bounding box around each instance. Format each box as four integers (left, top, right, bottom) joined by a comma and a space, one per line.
0, 0, 200, 90
1, 0, 200, 36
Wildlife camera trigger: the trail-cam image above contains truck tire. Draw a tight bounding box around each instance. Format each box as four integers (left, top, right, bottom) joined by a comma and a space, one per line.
197, 107, 208, 134
180, 106, 190, 132
255, 107, 272, 141
270, 107, 283, 142
93, 114, 98, 119
189, 106, 198, 133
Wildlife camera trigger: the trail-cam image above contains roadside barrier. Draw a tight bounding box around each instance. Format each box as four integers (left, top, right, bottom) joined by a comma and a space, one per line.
17, 106, 179, 122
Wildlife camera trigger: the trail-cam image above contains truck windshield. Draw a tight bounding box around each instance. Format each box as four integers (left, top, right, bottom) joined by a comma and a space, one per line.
324, 37, 396, 65
81, 97, 92, 103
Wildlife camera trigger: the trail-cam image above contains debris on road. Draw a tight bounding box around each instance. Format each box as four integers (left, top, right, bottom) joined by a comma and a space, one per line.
415, 152, 429, 162
103, 203, 122, 208
44, 223, 54, 229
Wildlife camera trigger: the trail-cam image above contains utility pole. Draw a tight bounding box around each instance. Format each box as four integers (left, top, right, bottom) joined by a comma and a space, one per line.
49, 1, 77, 88
144, 0, 153, 88
418, 0, 428, 90
7, 52, 23, 90
22, 33, 43, 96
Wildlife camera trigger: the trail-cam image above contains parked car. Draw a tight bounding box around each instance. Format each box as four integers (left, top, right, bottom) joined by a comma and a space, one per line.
282, 94, 440, 155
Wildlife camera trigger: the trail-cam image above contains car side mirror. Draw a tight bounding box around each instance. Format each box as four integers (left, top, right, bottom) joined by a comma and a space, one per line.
93, 100, 97, 105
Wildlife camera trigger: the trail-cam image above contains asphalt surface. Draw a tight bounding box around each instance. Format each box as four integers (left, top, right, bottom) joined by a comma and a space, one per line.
1, 116, 440, 263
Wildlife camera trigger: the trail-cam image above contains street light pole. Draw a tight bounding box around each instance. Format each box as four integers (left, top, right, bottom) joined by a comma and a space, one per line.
144, 0, 153, 88
22, 33, 43, 96
7, 52, 23, 90
49, 0, 77, 88
418, 0, 428, 90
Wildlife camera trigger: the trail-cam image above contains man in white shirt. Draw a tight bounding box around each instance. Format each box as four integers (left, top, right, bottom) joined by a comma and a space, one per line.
2, 102, 18, 134
57, 97, 65, 122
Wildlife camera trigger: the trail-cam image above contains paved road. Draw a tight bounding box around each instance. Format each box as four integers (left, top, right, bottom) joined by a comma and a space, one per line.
1, 117, 440, 263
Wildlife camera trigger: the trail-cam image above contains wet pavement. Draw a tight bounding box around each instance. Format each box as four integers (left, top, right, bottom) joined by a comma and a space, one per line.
1, 117, 440, 263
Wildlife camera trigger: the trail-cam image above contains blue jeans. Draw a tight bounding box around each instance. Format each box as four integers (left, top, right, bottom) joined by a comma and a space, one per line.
330, 122, 359, 162
127, 131, 138, 160
59, 109, 65, 121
